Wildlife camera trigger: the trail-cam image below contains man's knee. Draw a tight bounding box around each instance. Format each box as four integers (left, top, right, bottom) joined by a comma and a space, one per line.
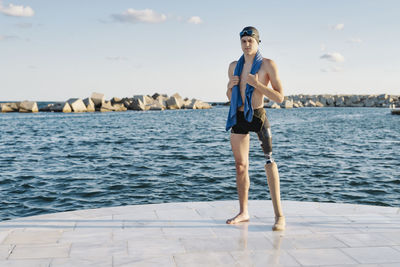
235, 161, 248, 174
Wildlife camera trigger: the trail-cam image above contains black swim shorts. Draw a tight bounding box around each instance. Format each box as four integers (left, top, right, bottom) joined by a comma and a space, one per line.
231, 108, 270, 134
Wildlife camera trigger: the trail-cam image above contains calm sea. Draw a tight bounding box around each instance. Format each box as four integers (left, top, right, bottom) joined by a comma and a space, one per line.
0, 106, 399, 221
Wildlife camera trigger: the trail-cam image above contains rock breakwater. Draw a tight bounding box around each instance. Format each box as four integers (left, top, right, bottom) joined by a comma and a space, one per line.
0, 92, 212, 113
265, 94, 400, 109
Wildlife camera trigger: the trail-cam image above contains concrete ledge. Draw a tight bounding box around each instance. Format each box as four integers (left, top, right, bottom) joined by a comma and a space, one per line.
0, 200, 399, 266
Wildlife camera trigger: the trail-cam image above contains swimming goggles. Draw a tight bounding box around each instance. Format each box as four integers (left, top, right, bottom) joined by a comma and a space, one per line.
240, 29, 256, 38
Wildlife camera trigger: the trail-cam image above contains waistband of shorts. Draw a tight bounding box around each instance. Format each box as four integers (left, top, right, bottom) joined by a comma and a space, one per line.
237, 108, 265, 120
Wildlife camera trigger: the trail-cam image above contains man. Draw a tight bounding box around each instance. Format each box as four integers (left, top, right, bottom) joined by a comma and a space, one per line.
225, 26, 285, 231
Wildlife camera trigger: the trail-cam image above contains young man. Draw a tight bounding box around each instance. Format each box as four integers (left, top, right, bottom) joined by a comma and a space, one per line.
225, 26, 285, 231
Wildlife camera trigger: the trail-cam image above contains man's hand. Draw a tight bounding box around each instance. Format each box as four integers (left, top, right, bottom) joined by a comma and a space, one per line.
228, 76, 239, 89
247, 73, 259, 88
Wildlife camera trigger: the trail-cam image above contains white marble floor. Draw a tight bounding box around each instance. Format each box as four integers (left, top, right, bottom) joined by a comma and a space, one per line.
0, 200, 399, 267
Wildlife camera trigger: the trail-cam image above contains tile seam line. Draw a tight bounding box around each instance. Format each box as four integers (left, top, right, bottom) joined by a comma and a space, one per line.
284, 248, 312, 267
337, 246, 365, 264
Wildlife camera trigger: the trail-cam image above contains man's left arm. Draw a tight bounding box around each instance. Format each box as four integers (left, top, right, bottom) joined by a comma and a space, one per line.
248, 59, 284, 103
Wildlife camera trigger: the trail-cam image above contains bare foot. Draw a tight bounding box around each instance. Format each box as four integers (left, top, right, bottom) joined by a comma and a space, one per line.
226, 212, 250, 224
273, 216, 286, 231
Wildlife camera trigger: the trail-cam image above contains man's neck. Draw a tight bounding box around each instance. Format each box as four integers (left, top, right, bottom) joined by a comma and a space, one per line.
244, 53, 256, 65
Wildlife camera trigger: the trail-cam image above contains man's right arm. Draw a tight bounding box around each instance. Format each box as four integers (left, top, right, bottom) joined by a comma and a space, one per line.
226, 61, 238, 101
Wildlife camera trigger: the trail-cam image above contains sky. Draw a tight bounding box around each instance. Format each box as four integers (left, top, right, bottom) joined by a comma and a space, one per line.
1, 0, 399, 102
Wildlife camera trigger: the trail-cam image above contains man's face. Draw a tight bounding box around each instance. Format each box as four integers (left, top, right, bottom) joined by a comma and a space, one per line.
241, 36, 258, 55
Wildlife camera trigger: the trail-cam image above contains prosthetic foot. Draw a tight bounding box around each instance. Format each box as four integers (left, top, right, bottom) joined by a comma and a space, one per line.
265, 162, 285, 231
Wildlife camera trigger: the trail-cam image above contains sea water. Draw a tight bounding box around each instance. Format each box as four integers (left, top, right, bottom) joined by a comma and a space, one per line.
0, 107, 399, 221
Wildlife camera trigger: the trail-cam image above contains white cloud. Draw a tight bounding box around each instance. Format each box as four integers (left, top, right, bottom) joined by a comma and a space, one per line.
112, 8, 167, 23
332, 23, 344, 31
320, 52, 345, 62
187, 16, 203, 24
0, 2, 34, 17
348, 37, 362, 43
320, 43, 326, 51
321, 66, 343, 72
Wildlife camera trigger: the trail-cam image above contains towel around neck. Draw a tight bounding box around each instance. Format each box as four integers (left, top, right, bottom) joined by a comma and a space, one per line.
225, 50, 263, 131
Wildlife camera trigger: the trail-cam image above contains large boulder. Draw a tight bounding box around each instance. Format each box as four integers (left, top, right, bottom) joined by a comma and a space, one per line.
166, 96, 183, 109
183, 99, 193, 109
186, 99, 198, 109
111, 97, 123, 105
265, 101, 281, 109
67, 98, 87, 112
133, 95, 153, 106
112, 103, 127, 112
194, 100, 211, 109
91, 92, 105, 107
50, 102, 72, 112
318, 95, 329, 106
335, 96, 345, 107
281, 99, 293, 109
99, 101, 116, 112
39, 104, 53, 112
0, 102, 19, 112
155, 95, 168, 108
123, 98, 133, 109
326, 96, 335, 106
365, 96, 376, 107
19, 101, 38, 113
148, 101, 164, 110
315, 101, 324, 107
83, 98, 95, 112
305, 100, 316, 107
129, 98, 150, 111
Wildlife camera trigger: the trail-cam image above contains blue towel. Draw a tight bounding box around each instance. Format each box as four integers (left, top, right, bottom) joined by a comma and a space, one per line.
226, 50, 263, 131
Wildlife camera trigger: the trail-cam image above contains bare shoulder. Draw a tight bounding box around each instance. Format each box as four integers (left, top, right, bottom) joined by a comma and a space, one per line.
229, 60, 238, 69
228, 61, 237, 76
261, 58, 278, 71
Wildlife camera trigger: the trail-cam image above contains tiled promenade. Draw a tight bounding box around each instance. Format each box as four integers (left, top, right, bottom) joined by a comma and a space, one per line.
0, 200, 400, 266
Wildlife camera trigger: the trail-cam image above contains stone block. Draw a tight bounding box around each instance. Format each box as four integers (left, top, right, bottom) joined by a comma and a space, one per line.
18, 101, 38, 113
281, 99, 293, 109
91, 92, 105, 107
0, 103, 19, 112
50, 102, 72, 113
99, 101, 116, 112
113, 103, 127, 112
166, 96, 183, 109
83, 98, 95, 112
67, 98, 87, 112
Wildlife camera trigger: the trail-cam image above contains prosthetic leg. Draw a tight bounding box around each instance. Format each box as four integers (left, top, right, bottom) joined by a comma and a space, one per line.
257, 124, 285, 231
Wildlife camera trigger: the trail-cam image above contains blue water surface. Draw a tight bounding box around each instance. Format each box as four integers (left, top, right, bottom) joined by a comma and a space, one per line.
0, 107, 399, 221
